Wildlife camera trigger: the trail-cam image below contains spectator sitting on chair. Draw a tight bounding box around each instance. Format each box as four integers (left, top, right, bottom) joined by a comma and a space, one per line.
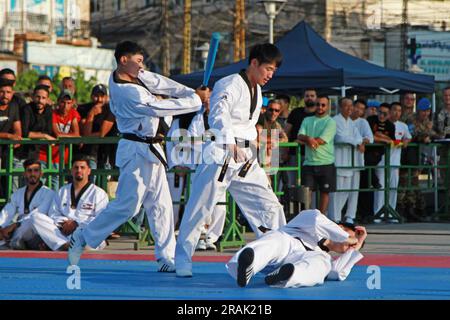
0, 159, 55, 250
30, 156, 109, 251
297, 95, 337, 215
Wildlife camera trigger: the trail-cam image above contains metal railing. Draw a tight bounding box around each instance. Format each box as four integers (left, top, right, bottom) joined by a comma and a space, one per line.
1, 138, 449, 250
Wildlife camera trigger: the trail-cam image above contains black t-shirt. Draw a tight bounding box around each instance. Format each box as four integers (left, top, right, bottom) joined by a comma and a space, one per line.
367, 115, 396, 155
21, 103, 53, 137
0, 103, 20, 134
18, 103, 53, 159
286, 107, 315, 155
77, 102, 118, 158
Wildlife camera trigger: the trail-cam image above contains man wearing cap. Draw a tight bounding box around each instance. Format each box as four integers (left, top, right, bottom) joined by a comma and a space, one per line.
365, 100, 380, 118
398, 98, 439, 221
78, 84, 118, 172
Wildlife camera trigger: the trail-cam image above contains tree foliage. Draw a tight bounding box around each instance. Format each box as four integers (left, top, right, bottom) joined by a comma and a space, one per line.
15, 68, 98, 104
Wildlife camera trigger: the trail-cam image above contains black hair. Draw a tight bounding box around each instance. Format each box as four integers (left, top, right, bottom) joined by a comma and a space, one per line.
391, 101, 402, 108
248, 43, 283, 68
37, 75, 52, 82
24, 158, 41, 169
304, 88, 317, 94
0, 68, 15, 78
380, 102, 391, 110
443, 86, 450, 92
317, 95, 329, 101
71, 155, 91, 168
354, 99, 367, 108
33, 85, 50, 95
114, 41, 145, 64
276, 94, 290, 104
62, 76, 74, 82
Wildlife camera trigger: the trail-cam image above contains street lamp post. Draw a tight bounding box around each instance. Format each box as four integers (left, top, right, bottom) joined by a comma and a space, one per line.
259, 0, 287, 44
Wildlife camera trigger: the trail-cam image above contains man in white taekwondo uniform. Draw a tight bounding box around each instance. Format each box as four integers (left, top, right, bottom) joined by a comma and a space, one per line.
226, 209, 367, 288
349, 100, 374, 223
31, 156, 109, 251
166, 102, 226, 251
0, 159, 55, 249
373, 102, 411, 218
175, 43, 287, 277
68, 41, 208, 271
329, 98, 363, 224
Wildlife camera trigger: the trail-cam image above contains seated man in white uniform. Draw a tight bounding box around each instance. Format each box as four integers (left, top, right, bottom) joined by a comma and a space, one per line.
31, 156, 109, 251
226, 209, 367, 288
0, 159, 55, 249
166, 98, 226, 251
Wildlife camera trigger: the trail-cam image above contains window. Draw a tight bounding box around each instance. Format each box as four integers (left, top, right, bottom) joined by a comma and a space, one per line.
90, 0, 100, 13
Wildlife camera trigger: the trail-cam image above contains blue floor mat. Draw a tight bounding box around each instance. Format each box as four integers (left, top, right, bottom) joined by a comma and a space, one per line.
0, 257, 449, 300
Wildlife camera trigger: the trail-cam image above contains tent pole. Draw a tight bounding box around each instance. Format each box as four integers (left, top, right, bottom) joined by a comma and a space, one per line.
341, 86, 346, 97
432, 92, 438, 214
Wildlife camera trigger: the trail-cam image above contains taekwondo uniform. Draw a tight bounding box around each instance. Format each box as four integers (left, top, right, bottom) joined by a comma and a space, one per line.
374, 120, 411, 214
329, 114, 363, 222
175, 71, 286, 274
226, 209, 363, 288
348, 117, 374, 220
0, 182, 55, 249
31, 182, 109, 250
78, 70, 201, 265
166, 113, 226, 244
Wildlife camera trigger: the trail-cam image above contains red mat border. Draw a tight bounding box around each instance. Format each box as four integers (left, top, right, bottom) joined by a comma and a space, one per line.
1, 251, 450, 268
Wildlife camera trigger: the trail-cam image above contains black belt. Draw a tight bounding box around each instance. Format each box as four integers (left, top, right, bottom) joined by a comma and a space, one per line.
295, 237, 330, 253
121, 133, 168, 170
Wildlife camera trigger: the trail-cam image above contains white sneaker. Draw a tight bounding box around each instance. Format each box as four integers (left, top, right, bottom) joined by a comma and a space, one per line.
344, 217, 354, 224
373, 218, 382, 224
68, 228, 86, 266
195, 239, 206, 251
157, 259, 176, 273
205, 238, 217, 251
176, 268, 193, 278
388, 218, 399, 224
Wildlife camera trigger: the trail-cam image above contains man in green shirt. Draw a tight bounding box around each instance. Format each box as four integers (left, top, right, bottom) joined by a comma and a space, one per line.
298, 95, 337, 214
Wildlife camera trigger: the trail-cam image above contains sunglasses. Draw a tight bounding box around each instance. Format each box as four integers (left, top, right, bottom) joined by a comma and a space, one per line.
267, 108, 281, 113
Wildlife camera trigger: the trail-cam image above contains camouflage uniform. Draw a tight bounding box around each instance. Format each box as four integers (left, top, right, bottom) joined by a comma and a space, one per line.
398, 115, 438, 221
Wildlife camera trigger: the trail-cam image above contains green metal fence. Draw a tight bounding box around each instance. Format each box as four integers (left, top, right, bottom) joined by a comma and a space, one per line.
1, 138, 449, 251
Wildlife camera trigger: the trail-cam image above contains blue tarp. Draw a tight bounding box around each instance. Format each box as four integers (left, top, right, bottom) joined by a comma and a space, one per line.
172, 21, 435, 94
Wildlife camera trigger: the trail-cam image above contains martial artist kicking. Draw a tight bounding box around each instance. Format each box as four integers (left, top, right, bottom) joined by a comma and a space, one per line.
31, 156, 109, 251
0, 159, 55, 249
166, 99, 225, 251
175, 43, 286, 277
226, 209, 367, 288
68, 41, 208, 271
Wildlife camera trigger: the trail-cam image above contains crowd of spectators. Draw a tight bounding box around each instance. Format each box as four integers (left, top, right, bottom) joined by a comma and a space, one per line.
1, 66, 449, 251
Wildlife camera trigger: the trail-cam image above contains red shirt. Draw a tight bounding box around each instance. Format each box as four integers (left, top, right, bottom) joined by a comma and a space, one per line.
39, 109, 81, 164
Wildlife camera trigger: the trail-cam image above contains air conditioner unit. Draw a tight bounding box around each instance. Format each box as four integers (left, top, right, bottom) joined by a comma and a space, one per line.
0, 26, 15, 52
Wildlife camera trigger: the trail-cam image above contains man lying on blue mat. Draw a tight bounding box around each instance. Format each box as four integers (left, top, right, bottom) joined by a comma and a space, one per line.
226, 209, 367, 288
